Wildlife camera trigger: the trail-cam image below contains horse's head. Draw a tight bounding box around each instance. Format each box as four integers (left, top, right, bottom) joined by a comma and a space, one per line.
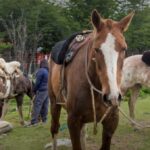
91, 9, 134, 106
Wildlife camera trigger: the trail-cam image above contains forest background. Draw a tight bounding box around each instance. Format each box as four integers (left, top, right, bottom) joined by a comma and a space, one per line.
0, 0, 149, 73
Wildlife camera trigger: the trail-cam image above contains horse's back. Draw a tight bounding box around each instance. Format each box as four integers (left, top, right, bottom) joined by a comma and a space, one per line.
121, 55, 150, 91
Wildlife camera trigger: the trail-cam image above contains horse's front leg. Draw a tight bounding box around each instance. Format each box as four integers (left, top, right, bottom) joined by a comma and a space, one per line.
50, 99, 62, 150
68, 113, 84, 150
128, 84, 141, 120
16, 94, 25, 125
1, 99, 9, 120
80, 124, 87, 150
100, 108, 119, 150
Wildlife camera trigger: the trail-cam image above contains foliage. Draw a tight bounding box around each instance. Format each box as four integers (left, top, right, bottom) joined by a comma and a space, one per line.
67, 0, 119, 29
67, 0, 150, 54
0, 0, 149, 56
140, 86, 150, 98
125, 6, 150, 54
0, 0, 78, 54
124, 87, 150, 101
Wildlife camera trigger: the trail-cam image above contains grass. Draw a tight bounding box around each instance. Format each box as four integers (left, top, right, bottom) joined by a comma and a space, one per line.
0, 94, 150, 150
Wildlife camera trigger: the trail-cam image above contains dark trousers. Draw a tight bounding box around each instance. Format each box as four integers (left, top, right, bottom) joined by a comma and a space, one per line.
31, 90, 49, 124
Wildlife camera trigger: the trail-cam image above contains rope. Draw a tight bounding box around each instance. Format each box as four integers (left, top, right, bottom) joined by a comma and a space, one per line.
84, 43, 112, 134
85, 45, 103, 95
90, 87, 97, 134
85, 44, 98, 134
118, 106, 150, 129
94, 106, 112, 135
28, 95, 35, 119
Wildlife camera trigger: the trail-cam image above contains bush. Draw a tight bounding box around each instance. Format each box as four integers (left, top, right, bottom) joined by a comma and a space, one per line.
140, 87, 150, 98
123, 87, 150, 101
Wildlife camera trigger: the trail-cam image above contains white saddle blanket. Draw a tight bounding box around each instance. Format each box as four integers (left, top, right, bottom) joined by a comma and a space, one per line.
0, 58, 21, 75
5, 61, 21, 74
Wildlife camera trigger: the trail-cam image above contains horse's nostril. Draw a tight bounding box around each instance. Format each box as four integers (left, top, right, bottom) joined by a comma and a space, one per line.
118, 93, 122, 101
103, 94, 108, 102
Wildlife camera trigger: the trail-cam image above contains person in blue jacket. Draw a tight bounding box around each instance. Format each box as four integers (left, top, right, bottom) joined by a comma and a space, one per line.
28, 59, 49, 126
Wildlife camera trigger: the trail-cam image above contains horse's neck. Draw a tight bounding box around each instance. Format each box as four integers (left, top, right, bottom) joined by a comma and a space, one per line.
25, 78, 33, 98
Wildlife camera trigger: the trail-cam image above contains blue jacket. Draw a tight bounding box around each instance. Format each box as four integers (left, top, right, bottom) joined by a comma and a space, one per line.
34, 67, 49, 93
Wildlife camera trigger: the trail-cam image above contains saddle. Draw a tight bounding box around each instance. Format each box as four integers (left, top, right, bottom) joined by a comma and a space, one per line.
0, 70, 7, 98
0, 71, 20, 99
142, 50, 150, 66
51, 30, 92, 65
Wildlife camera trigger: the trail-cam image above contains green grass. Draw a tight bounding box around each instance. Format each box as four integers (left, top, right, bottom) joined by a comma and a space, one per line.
0, 94, 150, 150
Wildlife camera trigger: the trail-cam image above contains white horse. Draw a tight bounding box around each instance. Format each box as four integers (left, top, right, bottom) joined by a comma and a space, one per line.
121, 53, 150, 119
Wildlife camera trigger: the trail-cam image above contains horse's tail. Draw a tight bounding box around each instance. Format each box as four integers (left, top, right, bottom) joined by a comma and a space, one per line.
142, 50, 150, 66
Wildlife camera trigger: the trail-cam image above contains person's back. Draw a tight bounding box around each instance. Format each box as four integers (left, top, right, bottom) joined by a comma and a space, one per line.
27, 59, 49, 126
34, 60, 49, 93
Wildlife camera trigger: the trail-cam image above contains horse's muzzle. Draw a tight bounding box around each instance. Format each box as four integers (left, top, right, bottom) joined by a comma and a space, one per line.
103, 93, 122, 106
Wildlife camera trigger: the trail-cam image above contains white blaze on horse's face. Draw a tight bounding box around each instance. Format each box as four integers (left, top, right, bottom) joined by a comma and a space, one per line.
91, 9, 134, 105
100, 33, 119, 100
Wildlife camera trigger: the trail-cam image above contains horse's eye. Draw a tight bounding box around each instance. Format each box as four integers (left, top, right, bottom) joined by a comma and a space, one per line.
95, 48, 99, 52
122, 47, 127, 51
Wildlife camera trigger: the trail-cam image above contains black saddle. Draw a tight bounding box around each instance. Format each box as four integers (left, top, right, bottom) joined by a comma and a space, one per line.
51, 31, 91, 65
142, 50, 150, 66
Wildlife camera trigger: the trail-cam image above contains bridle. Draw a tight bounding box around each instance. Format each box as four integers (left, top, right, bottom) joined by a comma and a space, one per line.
84, 39, 112, 134
85, 42, 103, 95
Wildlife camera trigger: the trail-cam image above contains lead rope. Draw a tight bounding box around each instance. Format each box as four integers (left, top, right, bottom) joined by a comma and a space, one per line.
118, 107, 142, 128
85, 44, 112, 134
118, 107, 150, 129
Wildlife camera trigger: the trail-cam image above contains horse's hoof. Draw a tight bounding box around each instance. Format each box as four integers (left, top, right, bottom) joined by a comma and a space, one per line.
20, 121, 25, 126
133, 126, 141, 131
44, 143, 53, 149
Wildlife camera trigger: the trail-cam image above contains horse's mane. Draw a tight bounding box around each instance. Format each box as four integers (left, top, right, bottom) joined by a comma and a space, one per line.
142, 51, 150, 66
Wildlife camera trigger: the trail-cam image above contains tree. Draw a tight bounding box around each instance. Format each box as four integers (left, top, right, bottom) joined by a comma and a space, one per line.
0, 0, 77, 73
67, 0, 119, 29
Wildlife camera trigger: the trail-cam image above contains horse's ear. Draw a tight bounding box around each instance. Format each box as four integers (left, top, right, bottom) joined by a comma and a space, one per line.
119, 11, 135, 32
91, 9, 102, 31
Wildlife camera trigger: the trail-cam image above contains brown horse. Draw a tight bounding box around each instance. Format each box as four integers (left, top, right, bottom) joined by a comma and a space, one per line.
121, 54, 150, 120
48, 9, 134, 150
0, 74, 33, 125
